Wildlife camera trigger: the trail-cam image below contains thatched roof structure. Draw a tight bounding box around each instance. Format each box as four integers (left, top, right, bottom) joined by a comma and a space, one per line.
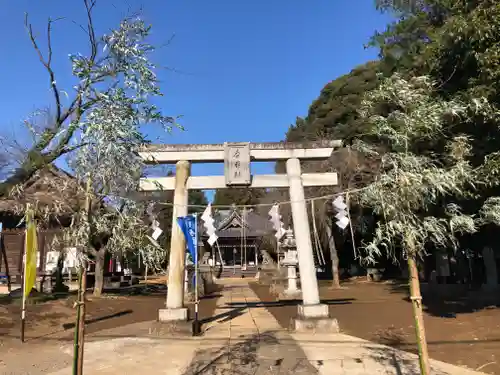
0, 165, 86, 220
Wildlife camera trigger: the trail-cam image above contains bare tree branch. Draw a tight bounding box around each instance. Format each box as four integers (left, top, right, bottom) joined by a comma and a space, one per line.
157, 33, 176, 50
61, 142, 89, 156
71, 19, 89, 36
1, 0, 175, 198
24, 13, 64, 124
83, 0, 98, 64
49, 97, 84, 159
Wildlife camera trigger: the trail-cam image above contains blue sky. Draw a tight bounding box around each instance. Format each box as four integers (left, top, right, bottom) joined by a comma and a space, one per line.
0, 1, 391, 200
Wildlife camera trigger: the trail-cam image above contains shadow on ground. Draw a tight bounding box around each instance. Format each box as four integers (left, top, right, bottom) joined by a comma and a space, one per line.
366, 344, 450, 375
181, 331, 319, 375
1, 283, 221, 345
389, 281, 500, 318
62, 309, 133, 330
181, 331, 455, 375
201, 298, 355, 326
101, 283, 169, 296
225, 298, 355, 309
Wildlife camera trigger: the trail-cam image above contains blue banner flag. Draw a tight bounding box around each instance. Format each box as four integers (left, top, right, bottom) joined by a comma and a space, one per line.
176, 215, 197, 264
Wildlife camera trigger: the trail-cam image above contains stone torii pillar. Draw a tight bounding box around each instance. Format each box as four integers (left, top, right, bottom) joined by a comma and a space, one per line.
161, 160, 190, 321
287, 159, 319, 304
139, 140, 341, 331
285, 157, 338, 330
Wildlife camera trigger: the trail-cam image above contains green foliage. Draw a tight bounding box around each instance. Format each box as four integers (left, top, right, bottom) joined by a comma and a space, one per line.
372, 0, 500, 102
478, 197, 500, 226
281, 0, 500, 263
71, 17, 176, 194
286, 61, 390, 144
281, 61, 391, 199
188, 190, 209, 214
375, 0, 426, 13
50, 16, 176, 271
355, 74, 500, 263
213, 188, 265, 207
365, 0, 500, 257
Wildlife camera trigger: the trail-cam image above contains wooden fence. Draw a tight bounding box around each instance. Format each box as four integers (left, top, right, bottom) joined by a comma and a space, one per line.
0, 228, 63, 283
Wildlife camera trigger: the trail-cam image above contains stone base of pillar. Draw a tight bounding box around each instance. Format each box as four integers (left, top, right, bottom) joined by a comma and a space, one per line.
298, 303, 329, 318
292, 303, 339, 333
293, 317, 339, 333
158, 307, 190, 322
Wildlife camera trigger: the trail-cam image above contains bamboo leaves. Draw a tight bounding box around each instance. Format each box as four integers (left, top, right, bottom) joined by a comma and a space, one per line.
53, 15, 175, 273
356, 74, 485, 262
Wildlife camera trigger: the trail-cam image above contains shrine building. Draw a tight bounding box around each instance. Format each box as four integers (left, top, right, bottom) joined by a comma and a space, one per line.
199, 206, 274, 277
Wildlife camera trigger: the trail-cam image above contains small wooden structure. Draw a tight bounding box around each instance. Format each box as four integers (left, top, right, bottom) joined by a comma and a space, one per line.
0, 165, 85, 283
201, 207, 273, 277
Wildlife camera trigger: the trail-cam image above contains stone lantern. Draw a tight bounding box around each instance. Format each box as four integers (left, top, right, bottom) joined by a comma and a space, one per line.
280, 228, 301, 298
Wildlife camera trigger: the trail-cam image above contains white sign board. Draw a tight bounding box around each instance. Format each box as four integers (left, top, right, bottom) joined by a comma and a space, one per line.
152, 220, 160, 230
224, 142, 251, 186
152, 227, 163, 240
44, 248, 78, 272
45, 251, 59, 272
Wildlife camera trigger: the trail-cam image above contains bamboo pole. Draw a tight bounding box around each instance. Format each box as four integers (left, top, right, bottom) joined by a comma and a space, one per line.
407, 254, 431, 375
21, 246, 26, 343
72, 268, 81, 375
73, 178, 92, 375
76, 264, 87, 375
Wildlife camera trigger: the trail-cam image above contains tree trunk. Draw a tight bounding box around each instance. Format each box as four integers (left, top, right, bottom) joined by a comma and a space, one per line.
407, 254, 431, 375
53, 252, 69, 293
93, 249, 105, 297
325, 219, 341, 288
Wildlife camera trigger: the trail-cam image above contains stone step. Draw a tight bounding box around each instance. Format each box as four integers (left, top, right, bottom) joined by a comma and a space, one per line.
218, 267, 258, 279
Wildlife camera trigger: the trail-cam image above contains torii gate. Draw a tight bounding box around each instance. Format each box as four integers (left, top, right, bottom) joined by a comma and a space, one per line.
140, 140, 341, 330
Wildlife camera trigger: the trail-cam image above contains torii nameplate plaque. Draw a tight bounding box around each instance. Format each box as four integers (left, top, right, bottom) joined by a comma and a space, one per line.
224, 142, 251, 186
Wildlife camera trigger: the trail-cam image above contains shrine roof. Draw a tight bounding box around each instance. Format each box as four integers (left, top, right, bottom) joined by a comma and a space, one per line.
200, 208, 273, 239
